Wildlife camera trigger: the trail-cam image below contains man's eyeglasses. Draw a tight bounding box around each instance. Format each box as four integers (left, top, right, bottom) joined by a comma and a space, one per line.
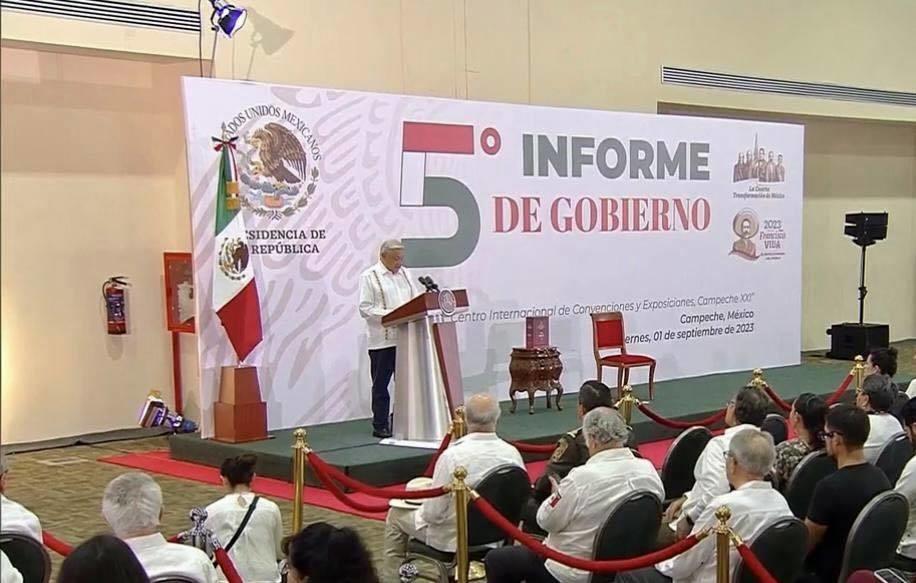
722, 451, 735, 461
820, 430, 842, 439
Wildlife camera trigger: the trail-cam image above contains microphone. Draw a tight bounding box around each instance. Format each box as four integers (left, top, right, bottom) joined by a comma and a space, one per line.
418, 276, 440, 292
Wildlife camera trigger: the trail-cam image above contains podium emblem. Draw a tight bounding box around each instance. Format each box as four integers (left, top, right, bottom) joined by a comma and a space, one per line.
439, 288, 457, 316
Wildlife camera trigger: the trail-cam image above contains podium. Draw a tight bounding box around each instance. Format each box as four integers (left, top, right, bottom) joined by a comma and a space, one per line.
213, 366, 268, 443
381, 290, 469, 444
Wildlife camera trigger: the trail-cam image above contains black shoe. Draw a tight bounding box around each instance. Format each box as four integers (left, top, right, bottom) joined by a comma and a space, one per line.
372, 429, 392, 439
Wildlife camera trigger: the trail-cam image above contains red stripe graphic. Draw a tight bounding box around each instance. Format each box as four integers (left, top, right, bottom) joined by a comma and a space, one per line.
217, 279, 263, 361
403, 122, 474, 154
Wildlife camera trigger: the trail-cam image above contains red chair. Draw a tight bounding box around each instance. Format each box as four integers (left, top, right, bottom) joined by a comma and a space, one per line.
590, 312, 656, 400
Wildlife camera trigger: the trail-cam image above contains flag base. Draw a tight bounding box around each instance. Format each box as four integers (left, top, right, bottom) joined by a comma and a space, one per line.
213, 365, 267, 443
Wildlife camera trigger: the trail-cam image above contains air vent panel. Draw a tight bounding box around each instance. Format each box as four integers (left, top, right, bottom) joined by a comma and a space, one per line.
1, 0, 200, 33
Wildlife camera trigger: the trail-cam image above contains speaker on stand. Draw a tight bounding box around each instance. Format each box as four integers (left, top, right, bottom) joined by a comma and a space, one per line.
826, 212, 890, 360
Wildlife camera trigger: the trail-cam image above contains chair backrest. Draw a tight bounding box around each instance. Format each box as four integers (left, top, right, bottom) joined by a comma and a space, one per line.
839, 490, 909, 583
0, 532, 51, 583
784, 449, 837, 518
874, 432, 912, 485
151, 577, 199, 583
761, 414, 788, 445
591, 312, 626, 353
467, 464, 531, 547
660, 426, 713, 500
589, 490, 662, 583
731, 516, 807, 583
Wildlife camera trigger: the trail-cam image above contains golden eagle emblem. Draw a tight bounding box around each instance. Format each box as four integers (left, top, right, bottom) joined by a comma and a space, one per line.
247, 122, 309, 184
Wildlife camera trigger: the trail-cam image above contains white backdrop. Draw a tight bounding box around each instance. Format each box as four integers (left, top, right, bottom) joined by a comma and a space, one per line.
181, 78, 804, 437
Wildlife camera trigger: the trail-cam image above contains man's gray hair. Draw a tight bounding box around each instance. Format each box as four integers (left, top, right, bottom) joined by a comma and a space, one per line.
102, 472, 163, 538
464, 394, 501, 432
582, 407, 630, 447
728, 428, 776, 477
380, 239, 404, 256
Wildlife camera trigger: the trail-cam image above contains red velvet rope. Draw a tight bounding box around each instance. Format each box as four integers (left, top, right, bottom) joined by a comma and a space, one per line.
167, 533, 182, 543
637, 404, 727, 429
306, 451, 447, 500
423, 432, 452, 477
214, 547, 244, 583
42, 532, 73, 556
826, 374, 854, 405
735, 542, 778, 583
307, 455, 404, 513
510, 440, 557, 454
471, 497, 702, 573
761, 384, 792, 412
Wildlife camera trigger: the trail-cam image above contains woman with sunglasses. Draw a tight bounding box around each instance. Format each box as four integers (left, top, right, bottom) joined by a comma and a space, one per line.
772, 392, 827, 491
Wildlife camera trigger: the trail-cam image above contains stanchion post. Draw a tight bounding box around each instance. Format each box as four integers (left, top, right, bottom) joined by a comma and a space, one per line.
291, 428, 308, 533
615, 385, 638, 426
452, 406, 467, 439
713, 506, 732, 583
853, 355, 865, 390
452, 466, 470, 583
747, 368, 766, 390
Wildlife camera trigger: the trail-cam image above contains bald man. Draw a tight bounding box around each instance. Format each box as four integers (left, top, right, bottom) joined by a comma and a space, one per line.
382, 394, 523, 581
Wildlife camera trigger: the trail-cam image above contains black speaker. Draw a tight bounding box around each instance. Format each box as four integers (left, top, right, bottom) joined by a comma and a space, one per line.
826, 323, 889, 360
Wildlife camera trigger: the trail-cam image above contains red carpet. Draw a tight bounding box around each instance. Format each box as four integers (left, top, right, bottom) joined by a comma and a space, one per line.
100, 439, 676, 521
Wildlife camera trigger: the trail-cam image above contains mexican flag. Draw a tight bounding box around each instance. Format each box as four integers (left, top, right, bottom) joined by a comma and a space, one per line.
212, 139, 262, 361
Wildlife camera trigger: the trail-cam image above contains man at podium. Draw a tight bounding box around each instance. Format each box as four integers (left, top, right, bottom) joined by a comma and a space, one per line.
358, 239, 420, 438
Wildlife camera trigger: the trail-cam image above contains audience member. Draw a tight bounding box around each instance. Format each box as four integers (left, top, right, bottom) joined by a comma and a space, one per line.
0, 453, 42, 542
773, 393, 827, 491
383, 393, 524, 581
618, 428, 791, 583
857, 374, 904, 462
102, 472, 218, 583
664, 386, 769, 540
866, 347, 898, 378
485, 407, 664, 583
523, 380, 615, 532
57, 534, 150, 583
1, 550, 22, 583
204, 454, 283, 583
282, 522, 379, 583
804, 404, 892, 583
893, 397, 916, 573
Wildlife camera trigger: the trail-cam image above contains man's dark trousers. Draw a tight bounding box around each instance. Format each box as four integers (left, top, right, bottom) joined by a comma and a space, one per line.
369, 347, 396, 432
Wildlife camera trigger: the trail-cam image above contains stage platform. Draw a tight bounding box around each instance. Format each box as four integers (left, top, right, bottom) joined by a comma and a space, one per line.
169, 358, 912, 488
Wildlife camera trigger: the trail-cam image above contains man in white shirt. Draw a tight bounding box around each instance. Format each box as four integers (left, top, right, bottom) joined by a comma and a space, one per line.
857, 374, 904, 462
358, 239, 419, 438
0, 454, 42, 542
893, 397, 916, 573
663, 386, 770, 541
485, 407, 664, 583
618, 428, 792, 583
102, 472, 218, 583
382, 393, 524, 581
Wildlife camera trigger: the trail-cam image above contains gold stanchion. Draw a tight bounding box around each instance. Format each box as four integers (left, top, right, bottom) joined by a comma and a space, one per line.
713, 506, 732, 583
614, 385, 639, 426
747, 368, 766, 390
452, 406, 467, 439
452, 466, 470, 583
291, 428, 308, 533
853, 355, 865, 390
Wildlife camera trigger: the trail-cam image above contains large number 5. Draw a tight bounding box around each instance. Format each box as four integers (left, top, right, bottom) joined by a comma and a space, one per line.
399, 122, 481, 269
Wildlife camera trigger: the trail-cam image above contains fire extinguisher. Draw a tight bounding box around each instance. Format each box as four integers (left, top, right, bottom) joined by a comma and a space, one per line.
102, 276, 130, 335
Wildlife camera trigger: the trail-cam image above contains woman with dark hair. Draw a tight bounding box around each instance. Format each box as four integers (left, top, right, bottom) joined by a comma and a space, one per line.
772, 393, 827, 491
204, 454, 284, 582
283, 522, 379, 583
57, 534, 150, 583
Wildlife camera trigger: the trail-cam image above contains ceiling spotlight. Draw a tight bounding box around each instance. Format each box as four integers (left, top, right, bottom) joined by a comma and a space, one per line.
209, 0, 247, 38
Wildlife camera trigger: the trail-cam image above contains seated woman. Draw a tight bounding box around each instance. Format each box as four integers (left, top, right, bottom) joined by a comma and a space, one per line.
204, 455, 284, 583
283, 522, 379, 583
772, 393, 826, 491
58, 534, 150, 583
